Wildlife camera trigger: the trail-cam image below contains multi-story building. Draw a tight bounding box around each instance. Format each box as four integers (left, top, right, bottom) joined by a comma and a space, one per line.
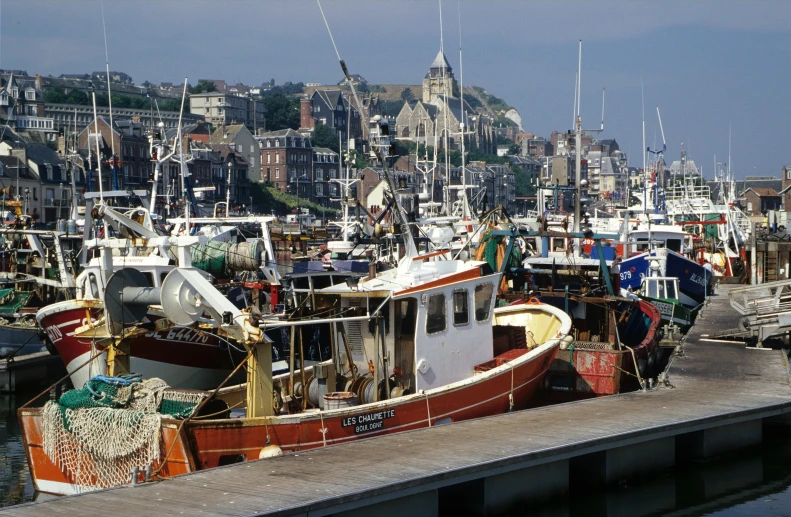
212, 144, 250, 210
509, 156, 542, 191
299, 89, 363, 145
312, 147, 340, 209
519, 135, 553, 158
188, 145, 221, 205
0, 154, 43, 220
486, 164, 516, 214
0, 131, 87, 223
257, 129, 313, 202
77, 116, 151, 190
190, 92, 265, 133
47, 104, 203, 136
209, 124, 260, 181
0, 72, 56, 138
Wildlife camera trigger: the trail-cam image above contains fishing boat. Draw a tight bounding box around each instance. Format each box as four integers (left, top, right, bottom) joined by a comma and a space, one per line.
19, 248, 571, 494
36, 206, 282, 390
619, 247, 711, 309
637, 275, 697, 333
531, 292, 661, 402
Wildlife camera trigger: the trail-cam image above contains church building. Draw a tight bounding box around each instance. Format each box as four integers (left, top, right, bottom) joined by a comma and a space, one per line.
395, 50, 494, 154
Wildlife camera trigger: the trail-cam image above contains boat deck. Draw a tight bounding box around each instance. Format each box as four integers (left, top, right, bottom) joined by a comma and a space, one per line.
3, 284, 791, 516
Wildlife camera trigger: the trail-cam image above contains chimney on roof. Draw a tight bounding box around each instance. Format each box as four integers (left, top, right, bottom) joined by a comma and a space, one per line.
34, 73, 42, 90
300, 97, 315, 131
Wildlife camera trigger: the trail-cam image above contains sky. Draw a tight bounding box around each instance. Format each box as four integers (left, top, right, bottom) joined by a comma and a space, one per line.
1, 0, 789, 179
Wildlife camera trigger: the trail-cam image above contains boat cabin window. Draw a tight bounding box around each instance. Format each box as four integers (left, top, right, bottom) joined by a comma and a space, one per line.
666, 280, 677, 299
635, 239, 650, 252
646, 278, 676, 300
474, 283, 494, 322
160, 272, 168, 285
425, 293, 446, 334
453, 289, 469, 326
646, 279, 657, 298
87, 273, 100, 299
666, 239, 682, 252
143, 272, 155, 287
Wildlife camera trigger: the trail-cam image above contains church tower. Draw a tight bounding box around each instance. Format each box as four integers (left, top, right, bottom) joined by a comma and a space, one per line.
422, 49, 459, 103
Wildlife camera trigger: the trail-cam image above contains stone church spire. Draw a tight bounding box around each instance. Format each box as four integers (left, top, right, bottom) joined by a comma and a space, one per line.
422, 49, 459, 103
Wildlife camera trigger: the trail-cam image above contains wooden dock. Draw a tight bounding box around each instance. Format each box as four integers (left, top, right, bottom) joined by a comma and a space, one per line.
3, 284, 791, 516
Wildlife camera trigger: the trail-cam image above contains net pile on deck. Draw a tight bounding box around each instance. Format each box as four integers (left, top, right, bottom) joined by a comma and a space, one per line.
191, 239, 265, 277
0, 288, 32, 315
42, 374, 205, 492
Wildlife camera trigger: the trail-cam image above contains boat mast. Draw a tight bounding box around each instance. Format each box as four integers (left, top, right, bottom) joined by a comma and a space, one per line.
572, 41, 604, 248
176, 79, 190, 230
317, 0, 418, 262
574, 40, 582, 236
641, 79, 647, 215
457, 2, 470, 220
90, 86, 104, 202
100, 0, 118, 191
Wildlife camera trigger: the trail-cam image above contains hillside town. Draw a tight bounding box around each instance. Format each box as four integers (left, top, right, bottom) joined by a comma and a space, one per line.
3, 49, 785, 227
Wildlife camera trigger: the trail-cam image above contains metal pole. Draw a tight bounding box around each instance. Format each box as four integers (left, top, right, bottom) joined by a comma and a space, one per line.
751, 222, 758, 284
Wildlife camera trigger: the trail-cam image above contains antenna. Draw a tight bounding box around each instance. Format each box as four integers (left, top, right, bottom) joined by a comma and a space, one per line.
600, 88, 605, 130
728, 122, 733, 179
577, 40, 582, 119
656, 107, 666, 151
572, 73, 578, 130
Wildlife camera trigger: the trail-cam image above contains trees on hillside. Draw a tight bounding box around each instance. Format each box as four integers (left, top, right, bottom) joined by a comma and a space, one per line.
189, 80, 217, 94
310, 124, 340, 153
262, 93, 300, 131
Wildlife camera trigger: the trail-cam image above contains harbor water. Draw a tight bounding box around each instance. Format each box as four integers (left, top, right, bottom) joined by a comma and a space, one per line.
3, 388, 791, 516
1, 392, 36, 507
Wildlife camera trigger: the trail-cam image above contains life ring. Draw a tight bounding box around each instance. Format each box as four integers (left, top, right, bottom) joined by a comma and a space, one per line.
525, 296, 542, 305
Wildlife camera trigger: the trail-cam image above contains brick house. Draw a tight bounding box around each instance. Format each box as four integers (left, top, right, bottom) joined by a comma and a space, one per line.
257, 129, 313, 202
741, 187, 781, 217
